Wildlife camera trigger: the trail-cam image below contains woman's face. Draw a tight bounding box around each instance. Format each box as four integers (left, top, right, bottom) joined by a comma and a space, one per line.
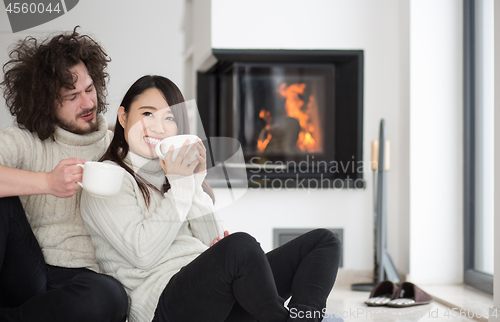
118, 88, 178, 159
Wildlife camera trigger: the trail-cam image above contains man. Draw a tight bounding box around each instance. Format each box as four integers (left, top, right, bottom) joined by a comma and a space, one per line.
0, 28, 128, 322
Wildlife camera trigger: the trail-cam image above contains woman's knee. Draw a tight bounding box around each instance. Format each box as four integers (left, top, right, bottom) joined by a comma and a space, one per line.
310, 228, 342, 252
70, 273, 128, 321
221, 232, 263, 258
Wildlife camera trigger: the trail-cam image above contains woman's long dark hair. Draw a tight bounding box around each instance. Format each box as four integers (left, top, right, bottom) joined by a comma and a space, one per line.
100, 75, 215, 207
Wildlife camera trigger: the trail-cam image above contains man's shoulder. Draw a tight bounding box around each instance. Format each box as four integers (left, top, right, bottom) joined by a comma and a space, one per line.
2, 124, 34, 135
0, 124, 39, 144
0, 125, 41, 169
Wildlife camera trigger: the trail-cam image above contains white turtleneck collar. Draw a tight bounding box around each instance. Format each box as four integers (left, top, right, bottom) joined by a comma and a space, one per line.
126, 152, 165, 191
54, 114, 108, 146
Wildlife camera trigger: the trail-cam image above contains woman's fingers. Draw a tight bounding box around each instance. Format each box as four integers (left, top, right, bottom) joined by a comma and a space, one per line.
164, 145, 175, 165
194, 153, 206, 174
195, 154, 206, 164
210, 237, 220, 247
159, 158, 167, 173
197, 143, 206, 156
187, 158, 200, 172
197, 144, 206, 162
196, 139, 207, 154
194, 140, 207, 174
161, 139, 206, 176
181, 143, 199, 165
210, 233, 229, 247
175, 140, 191, 164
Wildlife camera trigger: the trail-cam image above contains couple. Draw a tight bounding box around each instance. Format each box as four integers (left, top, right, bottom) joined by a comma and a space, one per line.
0, 28, 341, 322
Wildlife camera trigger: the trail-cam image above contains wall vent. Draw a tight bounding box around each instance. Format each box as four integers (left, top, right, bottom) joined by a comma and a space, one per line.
273, 228, 343, 268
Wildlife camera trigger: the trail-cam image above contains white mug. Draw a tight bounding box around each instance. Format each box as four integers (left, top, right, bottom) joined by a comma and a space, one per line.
155, 134, 201, 164
77, 161, 125, 197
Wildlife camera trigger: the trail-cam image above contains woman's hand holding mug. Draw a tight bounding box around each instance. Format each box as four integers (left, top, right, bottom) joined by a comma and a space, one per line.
160, 140, 200, 176
157, 135, 206, 177
194, 138, 207, 175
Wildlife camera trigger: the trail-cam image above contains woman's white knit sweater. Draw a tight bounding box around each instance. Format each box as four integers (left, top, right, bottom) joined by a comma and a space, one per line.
0, 115, 111, 271
80, 152, 224, 322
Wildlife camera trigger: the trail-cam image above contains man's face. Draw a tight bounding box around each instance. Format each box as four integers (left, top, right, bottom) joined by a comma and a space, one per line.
55, 61, 98, 134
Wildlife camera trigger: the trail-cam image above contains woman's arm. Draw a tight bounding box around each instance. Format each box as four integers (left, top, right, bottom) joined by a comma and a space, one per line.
186, 173, 225, 246
81, 173, 195, 270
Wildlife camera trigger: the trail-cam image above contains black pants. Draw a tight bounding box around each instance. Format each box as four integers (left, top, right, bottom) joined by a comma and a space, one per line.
0, 197, 128, 322
153, 229, 342, 322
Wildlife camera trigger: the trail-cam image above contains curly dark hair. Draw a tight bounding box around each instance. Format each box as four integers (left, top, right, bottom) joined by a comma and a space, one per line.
0, 26, 111, 140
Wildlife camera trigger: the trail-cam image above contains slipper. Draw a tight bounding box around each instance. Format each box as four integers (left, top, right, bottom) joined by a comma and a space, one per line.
386, 282, 433, 307
365, 280, 398, 306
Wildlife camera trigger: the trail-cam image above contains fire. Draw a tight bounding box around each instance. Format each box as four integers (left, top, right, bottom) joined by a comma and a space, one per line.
257, 109, 272, 152
257, 82, 322, 153
277, 82, 321, 152
257, 133, 272, 152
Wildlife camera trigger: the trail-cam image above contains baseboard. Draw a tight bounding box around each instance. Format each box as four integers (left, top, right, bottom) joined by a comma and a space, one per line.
333, 269, 407, 288
273, 228, 344, 267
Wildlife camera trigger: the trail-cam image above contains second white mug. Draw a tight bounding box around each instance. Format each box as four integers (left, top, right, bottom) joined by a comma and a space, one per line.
77, 161, 125, 197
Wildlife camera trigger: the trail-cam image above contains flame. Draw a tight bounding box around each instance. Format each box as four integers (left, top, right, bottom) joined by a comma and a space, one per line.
257, 133, 272, 152
257, 109, 272, 152
277, 83, 321, 152
256, 82, 322, 153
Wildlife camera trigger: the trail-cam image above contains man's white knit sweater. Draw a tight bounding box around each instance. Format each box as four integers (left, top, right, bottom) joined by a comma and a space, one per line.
80, 152, 224, 322
0, 115, 112, 271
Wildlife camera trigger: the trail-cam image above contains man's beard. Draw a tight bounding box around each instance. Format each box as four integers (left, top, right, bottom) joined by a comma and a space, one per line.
57, 108, 99, 135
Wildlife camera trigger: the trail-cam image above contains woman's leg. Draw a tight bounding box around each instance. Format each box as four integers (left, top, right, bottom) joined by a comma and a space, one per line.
153, 232, 289, 322
266, 229, 342, 322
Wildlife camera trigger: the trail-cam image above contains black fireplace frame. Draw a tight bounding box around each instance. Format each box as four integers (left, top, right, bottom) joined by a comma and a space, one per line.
197, 49, 364, 188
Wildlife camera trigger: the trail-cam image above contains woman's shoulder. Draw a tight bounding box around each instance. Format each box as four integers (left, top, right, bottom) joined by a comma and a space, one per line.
80, 161, 144, 213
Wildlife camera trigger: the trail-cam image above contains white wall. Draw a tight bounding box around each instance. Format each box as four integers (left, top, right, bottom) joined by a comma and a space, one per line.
205, 0, 406, 271
0, 0, 468, 280
0, 0, 185, 129
192, 0, 466, 279
398, 0, 411, 280
408, 0, 464, 284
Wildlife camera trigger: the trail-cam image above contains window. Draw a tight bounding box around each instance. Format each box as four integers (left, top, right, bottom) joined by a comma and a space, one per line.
464, 0, 494, 294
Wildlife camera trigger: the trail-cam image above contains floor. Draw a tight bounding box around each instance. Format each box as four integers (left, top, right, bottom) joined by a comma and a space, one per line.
321, 270, 493, 322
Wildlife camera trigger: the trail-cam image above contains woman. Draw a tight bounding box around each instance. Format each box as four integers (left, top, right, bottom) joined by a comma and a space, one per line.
81, 75, 342, 322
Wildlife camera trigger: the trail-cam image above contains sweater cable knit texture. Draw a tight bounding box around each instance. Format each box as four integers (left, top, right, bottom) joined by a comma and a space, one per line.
80, 151, 224, 322
0, 114, 112, 271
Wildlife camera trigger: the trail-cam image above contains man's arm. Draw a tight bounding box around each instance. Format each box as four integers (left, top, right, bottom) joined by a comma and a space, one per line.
0, 158, 86, 198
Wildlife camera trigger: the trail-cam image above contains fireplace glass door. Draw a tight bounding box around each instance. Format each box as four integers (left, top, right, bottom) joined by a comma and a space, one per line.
218, 63, 336, 168
198, 49, 363, 188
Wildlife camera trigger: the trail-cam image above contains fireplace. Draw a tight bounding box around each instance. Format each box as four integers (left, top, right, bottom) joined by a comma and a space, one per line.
198, 49, 364, 188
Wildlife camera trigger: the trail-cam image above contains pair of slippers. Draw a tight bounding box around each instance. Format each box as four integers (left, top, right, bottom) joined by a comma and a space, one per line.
365, 280, 433, 308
